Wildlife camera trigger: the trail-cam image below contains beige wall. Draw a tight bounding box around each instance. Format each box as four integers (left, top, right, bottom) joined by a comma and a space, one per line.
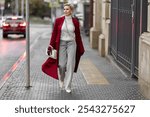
148, 0, 150, 32
93, 0, 102, 30
98, 0, 111, 56
139, 33, 150, 99
90, 0, 102, 49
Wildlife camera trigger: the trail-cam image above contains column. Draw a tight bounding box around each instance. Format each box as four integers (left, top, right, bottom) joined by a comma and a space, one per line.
138, 0, 150, 99
139, 33, 150, 99
98, 0, 111, 56
90, 0, 102, 49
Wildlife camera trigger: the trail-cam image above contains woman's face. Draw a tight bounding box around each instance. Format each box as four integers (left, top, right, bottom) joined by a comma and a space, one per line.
64, 6, 72, 16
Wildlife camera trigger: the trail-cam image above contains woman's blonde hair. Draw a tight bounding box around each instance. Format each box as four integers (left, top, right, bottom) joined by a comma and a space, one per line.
64, 3, 74, 11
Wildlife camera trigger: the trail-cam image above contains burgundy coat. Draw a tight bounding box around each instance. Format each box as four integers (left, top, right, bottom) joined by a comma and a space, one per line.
42, 16, 85, 80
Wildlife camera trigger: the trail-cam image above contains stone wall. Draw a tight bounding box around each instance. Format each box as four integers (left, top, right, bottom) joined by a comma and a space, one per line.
139, 33, 150, 99
90, 0, 102, 49
98, 0, 111, 57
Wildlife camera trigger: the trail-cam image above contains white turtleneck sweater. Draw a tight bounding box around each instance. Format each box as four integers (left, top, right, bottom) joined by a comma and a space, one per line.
60, 15, 75, 41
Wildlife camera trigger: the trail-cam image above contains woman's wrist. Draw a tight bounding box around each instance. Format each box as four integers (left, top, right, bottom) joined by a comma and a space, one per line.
48, 45, 53, 48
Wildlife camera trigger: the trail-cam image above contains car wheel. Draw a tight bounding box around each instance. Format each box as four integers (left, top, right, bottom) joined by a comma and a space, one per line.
3, 33, 7, 38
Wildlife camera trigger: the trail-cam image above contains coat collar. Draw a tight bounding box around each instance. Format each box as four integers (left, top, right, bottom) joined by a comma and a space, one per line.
59, 15, 77, 23
58, 16, 77, 30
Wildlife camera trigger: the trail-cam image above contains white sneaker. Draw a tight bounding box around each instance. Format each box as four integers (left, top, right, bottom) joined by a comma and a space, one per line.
65, 89, 72, 93
59, 81, 64, 89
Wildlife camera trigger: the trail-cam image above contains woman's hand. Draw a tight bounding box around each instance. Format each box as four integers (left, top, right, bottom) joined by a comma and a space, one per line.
47, 46, 52, 55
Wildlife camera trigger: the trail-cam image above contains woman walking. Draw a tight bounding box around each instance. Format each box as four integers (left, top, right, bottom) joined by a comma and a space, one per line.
42, 3, 85, 93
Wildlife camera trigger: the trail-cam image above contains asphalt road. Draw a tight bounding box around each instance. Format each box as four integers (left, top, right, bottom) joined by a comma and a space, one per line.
0, 24, 51, 81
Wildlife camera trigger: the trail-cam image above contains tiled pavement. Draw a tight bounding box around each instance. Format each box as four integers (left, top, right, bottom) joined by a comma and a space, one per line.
0, 25, 146, 100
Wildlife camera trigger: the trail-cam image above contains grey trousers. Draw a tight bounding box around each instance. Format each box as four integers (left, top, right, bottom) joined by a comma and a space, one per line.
58, 40, 77, 90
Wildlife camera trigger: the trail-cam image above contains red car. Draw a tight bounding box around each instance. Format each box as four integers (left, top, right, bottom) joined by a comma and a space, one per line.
2, 16, 26, 38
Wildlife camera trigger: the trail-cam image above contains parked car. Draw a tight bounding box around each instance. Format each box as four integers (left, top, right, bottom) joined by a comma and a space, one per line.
0, 16, 5, 28
2, 16, 26, 38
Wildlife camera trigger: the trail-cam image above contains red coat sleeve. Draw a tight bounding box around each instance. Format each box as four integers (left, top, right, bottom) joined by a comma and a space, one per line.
74, 18, 85, 72
75, 19, 85, 55
49, 19, 58, 48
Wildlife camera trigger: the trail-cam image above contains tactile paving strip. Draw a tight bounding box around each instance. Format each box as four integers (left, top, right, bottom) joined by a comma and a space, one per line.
79, 59, 109, 85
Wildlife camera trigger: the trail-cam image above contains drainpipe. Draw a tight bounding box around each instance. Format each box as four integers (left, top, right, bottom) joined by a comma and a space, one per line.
131, 0, 136, 78
140, 0, 148, 33
140, 0, 143, 34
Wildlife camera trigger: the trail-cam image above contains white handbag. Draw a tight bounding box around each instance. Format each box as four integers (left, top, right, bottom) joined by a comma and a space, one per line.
46, 46, 57, 59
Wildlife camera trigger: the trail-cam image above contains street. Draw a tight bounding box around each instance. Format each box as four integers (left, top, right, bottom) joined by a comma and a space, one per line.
0, 29, 26, 80
0, 23, 145, 100
0, 24, 51, 82
0, 1, 149, 117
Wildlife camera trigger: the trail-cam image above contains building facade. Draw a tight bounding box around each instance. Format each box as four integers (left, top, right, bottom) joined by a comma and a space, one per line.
89, 0, 150, 99
138, 0, 150, 99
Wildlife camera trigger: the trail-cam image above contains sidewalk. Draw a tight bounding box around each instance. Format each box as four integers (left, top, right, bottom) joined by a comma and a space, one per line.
0, 28, 146, 100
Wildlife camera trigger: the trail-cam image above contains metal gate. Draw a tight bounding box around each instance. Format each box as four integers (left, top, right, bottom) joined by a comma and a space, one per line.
110, 0, 147, 77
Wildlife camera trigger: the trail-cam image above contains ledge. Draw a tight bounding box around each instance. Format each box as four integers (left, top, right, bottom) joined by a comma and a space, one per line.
140, 32, 150, 45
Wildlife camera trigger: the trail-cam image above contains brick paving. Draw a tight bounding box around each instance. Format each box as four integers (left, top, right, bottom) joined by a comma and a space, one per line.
0, 26, 146, 100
